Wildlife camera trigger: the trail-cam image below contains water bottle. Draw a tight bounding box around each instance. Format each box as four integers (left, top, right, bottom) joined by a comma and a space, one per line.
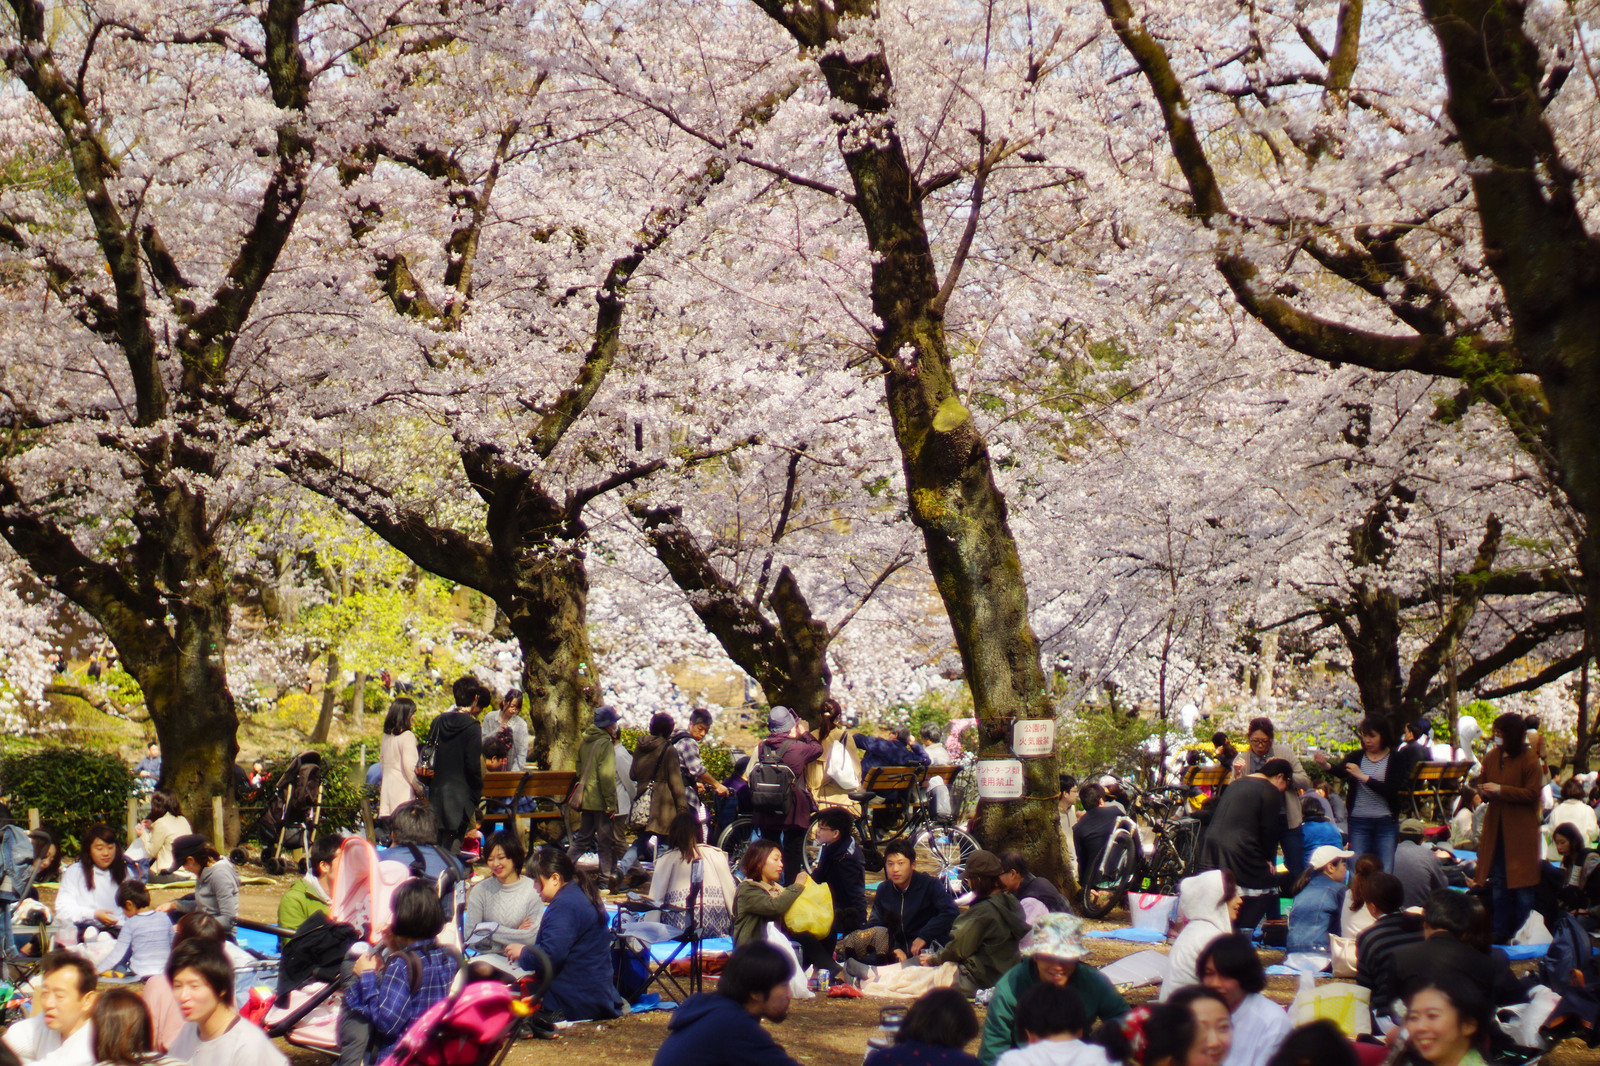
862, 1005, 906, 1064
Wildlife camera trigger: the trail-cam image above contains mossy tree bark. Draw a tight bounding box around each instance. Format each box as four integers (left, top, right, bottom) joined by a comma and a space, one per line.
0, 0, 313, 842
749, 0, 1062, 877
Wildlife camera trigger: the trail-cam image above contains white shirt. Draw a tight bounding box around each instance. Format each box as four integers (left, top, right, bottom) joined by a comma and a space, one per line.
1222, 993, 1290, 1066
169, 1017, 287, 1066
995, 1040, 1113, 1066
53, 862, 127, 932
4, 1018, 93, 1066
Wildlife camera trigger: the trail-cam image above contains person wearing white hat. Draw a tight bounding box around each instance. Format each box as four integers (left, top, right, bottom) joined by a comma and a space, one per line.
1286, 845, 1353, 953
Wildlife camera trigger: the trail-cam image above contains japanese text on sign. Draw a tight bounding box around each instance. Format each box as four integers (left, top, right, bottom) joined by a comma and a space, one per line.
976, 758, 1025, 800
1013, 719, 1055, 756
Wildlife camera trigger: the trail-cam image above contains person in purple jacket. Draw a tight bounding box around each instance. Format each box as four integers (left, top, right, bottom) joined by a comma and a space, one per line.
652, 941, 802, 1066
752, 705, 822, 882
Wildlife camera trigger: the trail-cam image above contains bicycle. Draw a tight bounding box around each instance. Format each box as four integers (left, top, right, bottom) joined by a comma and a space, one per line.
1080, 783, 1203, 919
716, 764, 980, 885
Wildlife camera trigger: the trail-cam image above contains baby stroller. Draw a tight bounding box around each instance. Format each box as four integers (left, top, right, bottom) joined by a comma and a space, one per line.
234, 752, 325, 874
0, 824, 41, 986
260, 836, 505, 1058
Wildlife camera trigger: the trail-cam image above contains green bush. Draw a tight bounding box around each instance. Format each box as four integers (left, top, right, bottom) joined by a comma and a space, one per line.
0, 747, 137, 852
700, 738, 734, 783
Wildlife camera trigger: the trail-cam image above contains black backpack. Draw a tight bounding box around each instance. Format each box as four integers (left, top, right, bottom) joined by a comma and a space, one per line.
749, 740, 797, 814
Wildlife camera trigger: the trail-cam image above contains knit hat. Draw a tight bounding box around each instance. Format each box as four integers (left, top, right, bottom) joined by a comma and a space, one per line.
964, 850, 1002, 877
768, 705, 797, 734
1023, 912, 1086, 961
592, 705, 620, 729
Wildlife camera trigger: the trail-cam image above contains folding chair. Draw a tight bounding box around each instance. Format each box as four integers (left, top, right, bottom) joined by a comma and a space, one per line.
612, 858, 707, 1003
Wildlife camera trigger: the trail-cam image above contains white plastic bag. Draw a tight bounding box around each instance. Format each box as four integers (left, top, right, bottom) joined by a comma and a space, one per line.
826, 738, 860, 792
1512, 911, 1552, 945
763, 921, 814, 1000
1497, 985, 1561, 1047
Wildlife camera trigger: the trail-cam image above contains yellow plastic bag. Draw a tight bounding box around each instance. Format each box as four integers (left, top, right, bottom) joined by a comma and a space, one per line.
785, 878, 834, 938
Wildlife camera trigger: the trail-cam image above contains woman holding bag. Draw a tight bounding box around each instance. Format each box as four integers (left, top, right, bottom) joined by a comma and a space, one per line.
732, 840, 811, 946
619, 713, 686, 881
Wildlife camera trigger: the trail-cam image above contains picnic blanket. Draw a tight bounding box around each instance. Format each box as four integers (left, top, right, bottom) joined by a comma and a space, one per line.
1085, 927, 1167, 943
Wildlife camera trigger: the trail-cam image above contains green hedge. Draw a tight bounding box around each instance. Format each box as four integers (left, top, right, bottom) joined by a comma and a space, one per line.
0, 747, 137, 852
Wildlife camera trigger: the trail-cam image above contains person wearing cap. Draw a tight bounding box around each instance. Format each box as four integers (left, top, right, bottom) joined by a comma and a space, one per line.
977, 913, 1129, 1065
920, 851, 1026, 995
1286, 845, 1352, 953
568, 705, 622, 890
1393, 818, 1449, 909
1201, 758, 1293, 932
157, 835, 239, 933
753, 705, 822, 881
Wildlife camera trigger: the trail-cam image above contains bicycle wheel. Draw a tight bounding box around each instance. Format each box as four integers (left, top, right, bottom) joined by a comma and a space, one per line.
717, 817, 758, 874
802, 814, 825, 873
911, 825, 979, 889
1080, 827, 1138, 919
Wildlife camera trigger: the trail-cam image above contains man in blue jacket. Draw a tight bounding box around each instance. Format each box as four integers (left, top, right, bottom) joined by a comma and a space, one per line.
653, 941, 801, 1066
839, 838, 958, 967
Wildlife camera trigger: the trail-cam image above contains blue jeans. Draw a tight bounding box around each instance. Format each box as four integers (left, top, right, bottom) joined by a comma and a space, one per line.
1488, 840, 1534, 944
1347, 815, 1398, 872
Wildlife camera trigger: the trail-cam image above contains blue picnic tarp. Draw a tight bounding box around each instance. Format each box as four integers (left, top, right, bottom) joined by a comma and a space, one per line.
1085, 927, 1167, 943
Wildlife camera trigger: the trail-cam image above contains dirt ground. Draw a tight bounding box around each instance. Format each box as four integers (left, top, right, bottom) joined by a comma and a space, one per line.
33, 878, 1596, 1066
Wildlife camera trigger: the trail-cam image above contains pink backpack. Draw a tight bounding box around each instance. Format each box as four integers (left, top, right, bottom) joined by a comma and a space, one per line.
377, 979, 519, 1066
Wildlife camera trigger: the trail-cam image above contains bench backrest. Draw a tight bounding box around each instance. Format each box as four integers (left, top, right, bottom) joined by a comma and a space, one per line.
1181, 765, 1229, 788
924, 764, 960, 785
1407, 761, 1473, 784
479, 770, 578, 801
861, 765, 925, 792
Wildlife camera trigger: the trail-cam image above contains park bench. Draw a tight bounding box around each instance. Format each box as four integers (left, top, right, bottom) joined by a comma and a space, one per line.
1401, 761, 1474, 822
477, 770, 577, 847
1180, 764, 1229, 810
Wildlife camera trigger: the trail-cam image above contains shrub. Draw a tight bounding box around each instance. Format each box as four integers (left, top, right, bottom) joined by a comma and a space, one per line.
0, 747, 137, 852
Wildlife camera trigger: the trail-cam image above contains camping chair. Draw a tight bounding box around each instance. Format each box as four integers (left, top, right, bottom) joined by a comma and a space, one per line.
612, 858, 707, 1004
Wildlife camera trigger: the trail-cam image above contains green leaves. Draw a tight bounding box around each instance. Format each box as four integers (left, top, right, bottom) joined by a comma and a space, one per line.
0, 746, 137, 852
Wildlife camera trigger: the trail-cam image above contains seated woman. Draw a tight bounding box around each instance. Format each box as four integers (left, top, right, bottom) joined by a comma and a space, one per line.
1287, 846, 1350, 954
462, 831, 543, 971
920, 850, 1026, 995
1161, 869, 1239, 1002
509, 847, 622, 1024
1450, 788, 1481, 850
342, 878, 456, 1064
1143, 986, 1234, 1066
1197, 934, 1289, 1066
1402, 976, 1491, 1066
53, 823, 134, 945
731, 841, 807, 946
645, 812, 737, 938
158, 836, 239, 933
1551, 822, 1600, 928
138, 790, 193, 881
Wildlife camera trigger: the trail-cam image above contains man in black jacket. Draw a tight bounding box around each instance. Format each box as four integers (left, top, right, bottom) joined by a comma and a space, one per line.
1072, 784, 1121, 884
428, 675, 489, 852
1391, 889, 1523, 1012
1354, 872, 1425, 1023
1201, 758, 1291, 931
803, 806, 866, 977
998, 852, 1071, 913
838, 838, 957, 967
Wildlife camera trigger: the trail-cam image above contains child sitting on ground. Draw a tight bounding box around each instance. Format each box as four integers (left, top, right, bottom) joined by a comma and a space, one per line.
102, 881, 174, 979
994, 983, 1112, 1066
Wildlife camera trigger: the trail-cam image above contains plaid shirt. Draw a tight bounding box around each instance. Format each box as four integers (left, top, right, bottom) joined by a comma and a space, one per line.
343, 939, 455, 1049
672, 732, 705, 780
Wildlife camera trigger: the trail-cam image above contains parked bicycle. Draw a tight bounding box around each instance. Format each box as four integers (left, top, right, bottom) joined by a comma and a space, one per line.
1080, 783, 1203, 919
716, 764, 979, 884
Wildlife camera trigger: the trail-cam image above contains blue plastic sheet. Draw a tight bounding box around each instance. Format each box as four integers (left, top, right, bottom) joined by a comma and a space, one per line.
1084, 927, 1167, 943
648, 935, 733, 961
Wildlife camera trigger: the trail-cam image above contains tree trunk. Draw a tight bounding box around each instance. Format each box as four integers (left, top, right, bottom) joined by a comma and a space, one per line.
501, 558, 595, 769
751, 0, 1061, 878
311, 652, 339, 743
352, 670, 368, 721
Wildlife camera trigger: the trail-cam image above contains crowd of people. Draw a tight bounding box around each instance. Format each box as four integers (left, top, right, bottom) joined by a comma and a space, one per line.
16, 679, 1600, 1066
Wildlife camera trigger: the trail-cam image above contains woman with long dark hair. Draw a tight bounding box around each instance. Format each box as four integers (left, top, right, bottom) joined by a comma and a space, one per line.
1552, 822, 1600, 924
1313, 718, 1418, 872
512, 847, 621, 1022
137, 790, 192, 881
646, 811, 738, 937
54, 823, 131, 943
379, 696, 426, 819
1474, 712, 1543, 942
